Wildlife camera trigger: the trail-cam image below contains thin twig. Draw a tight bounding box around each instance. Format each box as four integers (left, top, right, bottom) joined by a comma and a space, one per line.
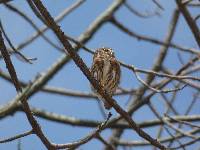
96, 134, 115, 150
124, 1, 160, 18
165, 114, 200, 129
113, 128, 200, 146
0, 30, 53, 149
133, 70, 187, 93
0, 130, 33, 143
176, 0, 200, 47
52, 112, 112, 149
4, 3, 63, 52
110, 17, 200, 55
0, 0, 85, 56
152, 0, 164, 10
0, 20, 36, 63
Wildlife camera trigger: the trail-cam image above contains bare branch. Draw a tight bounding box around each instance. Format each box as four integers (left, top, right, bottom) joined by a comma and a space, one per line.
0, 0, 85, 57
0, 0, 12, 4
51, 112, 112, 149
110, 17, 200, 55
0, 0, 123, 122
29, 0, 166, 149
0, 0, 199, 149
176, 0, 200, 47
4, 3, 63, 52
0, 20, 36, 63
0, 130, 33, 143
0, 29, 53, 149
124, 1, 160, 18
165, 114, 200, 129
113, 128, 200, 147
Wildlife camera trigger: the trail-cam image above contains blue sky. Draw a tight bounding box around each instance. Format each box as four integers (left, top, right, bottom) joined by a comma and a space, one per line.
0, 0, 199, 149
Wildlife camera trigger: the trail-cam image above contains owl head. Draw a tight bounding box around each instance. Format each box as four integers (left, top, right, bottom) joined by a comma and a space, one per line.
94, 47, 115, 61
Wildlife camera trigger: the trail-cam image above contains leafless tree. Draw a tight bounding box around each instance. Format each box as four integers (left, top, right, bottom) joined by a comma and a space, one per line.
0, 0, 200, 149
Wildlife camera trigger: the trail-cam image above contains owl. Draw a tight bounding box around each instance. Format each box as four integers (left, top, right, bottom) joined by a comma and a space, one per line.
91, 47, 121, 109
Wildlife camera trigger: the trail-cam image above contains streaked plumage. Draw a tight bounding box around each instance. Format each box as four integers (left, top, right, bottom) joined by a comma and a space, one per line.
91, 47, 121, 109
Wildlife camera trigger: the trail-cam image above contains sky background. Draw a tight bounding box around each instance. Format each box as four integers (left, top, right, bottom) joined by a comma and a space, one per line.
0, 0, 199, 149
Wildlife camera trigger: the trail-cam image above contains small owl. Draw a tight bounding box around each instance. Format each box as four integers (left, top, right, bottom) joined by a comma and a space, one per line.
91, 47, 121, 109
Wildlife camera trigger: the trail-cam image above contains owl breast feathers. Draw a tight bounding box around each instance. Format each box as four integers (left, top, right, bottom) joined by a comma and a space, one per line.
91, 47, 121, 109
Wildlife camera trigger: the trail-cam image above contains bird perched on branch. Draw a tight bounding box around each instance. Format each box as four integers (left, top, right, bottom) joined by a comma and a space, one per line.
91, 47, 121, 109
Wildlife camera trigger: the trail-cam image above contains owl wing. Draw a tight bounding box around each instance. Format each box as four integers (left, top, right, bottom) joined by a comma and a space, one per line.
91, 58, 103, 83
106, 59, 121, 95
91, 62, 112, 109
90, 57, 114, 110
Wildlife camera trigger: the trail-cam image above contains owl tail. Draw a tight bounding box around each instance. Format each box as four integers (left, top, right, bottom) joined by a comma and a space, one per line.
103, 100, 112, 110
96, 93, 112, 110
